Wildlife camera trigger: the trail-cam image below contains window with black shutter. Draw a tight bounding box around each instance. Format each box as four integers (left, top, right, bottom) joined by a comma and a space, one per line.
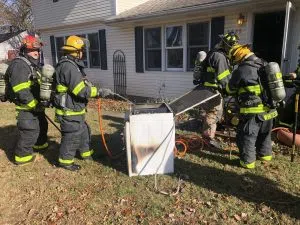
135, 26, 144, 73
99, 29, 107, 70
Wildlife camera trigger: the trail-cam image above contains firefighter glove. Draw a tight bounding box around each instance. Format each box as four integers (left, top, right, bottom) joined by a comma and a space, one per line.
98, 88, 113, 98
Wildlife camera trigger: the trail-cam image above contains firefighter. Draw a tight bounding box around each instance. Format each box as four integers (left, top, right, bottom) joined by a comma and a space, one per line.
278, 45, 300, 128
226, 44, 278, 169
6, 35, 48, 165
54, 35, 111, 171
195, 32, 239, 147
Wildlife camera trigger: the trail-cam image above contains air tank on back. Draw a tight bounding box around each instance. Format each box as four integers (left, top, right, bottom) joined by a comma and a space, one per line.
264, 62, 286, 107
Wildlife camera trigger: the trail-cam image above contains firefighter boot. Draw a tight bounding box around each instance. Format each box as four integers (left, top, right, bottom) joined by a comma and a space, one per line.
59, 164, 81, 171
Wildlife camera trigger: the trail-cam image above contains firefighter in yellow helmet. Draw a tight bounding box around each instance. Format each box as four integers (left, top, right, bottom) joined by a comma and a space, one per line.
226, 44, 278, 169
53, 35, 111, 171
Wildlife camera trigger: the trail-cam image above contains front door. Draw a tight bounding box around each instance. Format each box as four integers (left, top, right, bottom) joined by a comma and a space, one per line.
252, 11, 285, 64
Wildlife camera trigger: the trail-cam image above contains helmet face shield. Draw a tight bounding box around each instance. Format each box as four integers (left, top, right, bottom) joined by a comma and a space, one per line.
219, 32, 239, 52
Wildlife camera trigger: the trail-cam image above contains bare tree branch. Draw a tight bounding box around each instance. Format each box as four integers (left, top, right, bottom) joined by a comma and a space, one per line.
0, 0, 34, 32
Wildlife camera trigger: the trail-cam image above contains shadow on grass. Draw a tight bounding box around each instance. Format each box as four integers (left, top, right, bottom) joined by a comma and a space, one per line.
1, 124, 299, 219
176, 158, 300, 220
0, 124, 60, 164
0, 123, 127, 174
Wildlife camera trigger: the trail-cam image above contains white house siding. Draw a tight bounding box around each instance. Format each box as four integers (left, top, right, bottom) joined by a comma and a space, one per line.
31, 0, 115, 30
116, 0, 150, 14
289, 3, 300, 72
40, 23, 114, 91
0, 32, 27, 62
39, 2, 299, 99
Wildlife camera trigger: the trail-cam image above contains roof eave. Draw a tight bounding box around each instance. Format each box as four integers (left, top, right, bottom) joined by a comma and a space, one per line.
105, 0, 250, 24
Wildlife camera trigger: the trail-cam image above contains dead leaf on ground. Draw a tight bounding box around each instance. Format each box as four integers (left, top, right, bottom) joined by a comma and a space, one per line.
205, 201, 212, 207
241, 212, 248, 220
121, 208, 132, 217
168, 213, 175, 218
233, 214, 241, 221
221, 213, 228, 220
261, 205, 271, 213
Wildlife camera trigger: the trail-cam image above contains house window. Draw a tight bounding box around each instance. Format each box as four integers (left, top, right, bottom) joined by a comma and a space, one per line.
88, 33, 100, 68
145, 27, 161, 71
55, 37, 64, 61
187, 22, 209, 70
166, 26, 183, 70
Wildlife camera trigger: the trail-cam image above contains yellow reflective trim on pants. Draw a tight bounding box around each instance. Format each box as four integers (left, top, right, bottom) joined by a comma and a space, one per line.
240, 104, 269, 114
12, 81, 32, 93
238, 85, 262, 95
15, 155, 33, 163
81, 149, 94, 158
207, 67, 215, 73
259, 155, 272, 161
90, 87, 97, 98
16, 99, 38, 111
56, 84, 68, 93
204, 82, 218, 88
72, 81, 85, 96
33, 142, 49, 150
240, 160, 255, 169
226, 83, 236, 95
217, 69, 230, 81
59, 158, 74, 165
55, 108, 86, 116
263, 110, 278, 120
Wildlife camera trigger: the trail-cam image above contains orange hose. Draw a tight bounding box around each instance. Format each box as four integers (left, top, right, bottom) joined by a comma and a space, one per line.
97, 98, 112, 158
272, 127, 290, 132
174, 134, 206, 158
174, 139, 188, 158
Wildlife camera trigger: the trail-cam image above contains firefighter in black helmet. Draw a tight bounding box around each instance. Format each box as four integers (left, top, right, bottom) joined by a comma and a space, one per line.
54, 35, 111, 171
226, 44, 279, 169
5, 35, 49, 165
197, 32, 239, 147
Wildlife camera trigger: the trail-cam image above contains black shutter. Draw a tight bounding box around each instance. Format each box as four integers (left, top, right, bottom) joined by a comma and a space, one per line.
210, 16, 225, 49
49, 35, 57, 66
99, 29, 108, 70
135, 26, 144, 73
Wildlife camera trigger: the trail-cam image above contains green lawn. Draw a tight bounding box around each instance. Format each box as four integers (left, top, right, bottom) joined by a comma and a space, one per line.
0, 102, 299, 225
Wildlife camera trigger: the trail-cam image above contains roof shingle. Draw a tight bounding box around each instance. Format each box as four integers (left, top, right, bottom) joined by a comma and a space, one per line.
107, 0, 239, 22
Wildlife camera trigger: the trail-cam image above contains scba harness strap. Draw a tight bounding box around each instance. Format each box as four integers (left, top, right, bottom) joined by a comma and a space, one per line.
14, 56, 41, 81
239, 58, 278, 121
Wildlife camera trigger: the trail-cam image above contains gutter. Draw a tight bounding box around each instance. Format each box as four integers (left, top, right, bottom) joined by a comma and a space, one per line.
36, 18, 106, 32
105, 0, 250, 24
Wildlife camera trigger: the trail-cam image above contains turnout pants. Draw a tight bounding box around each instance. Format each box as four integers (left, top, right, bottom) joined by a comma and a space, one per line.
57, 115, 93, 166
236, 115, 273, 166
15, 110, 48, 164
201, 95, 223, 139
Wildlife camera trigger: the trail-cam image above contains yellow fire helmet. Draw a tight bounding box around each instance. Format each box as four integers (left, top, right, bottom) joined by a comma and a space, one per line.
61, 35, 89, 52
228, 44, 252, 63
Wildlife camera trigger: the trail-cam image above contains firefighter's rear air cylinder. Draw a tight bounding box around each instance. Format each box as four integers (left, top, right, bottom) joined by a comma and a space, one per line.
265, 62, 286, 106
40, 64, 55, 102
0, 63, 9, 98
